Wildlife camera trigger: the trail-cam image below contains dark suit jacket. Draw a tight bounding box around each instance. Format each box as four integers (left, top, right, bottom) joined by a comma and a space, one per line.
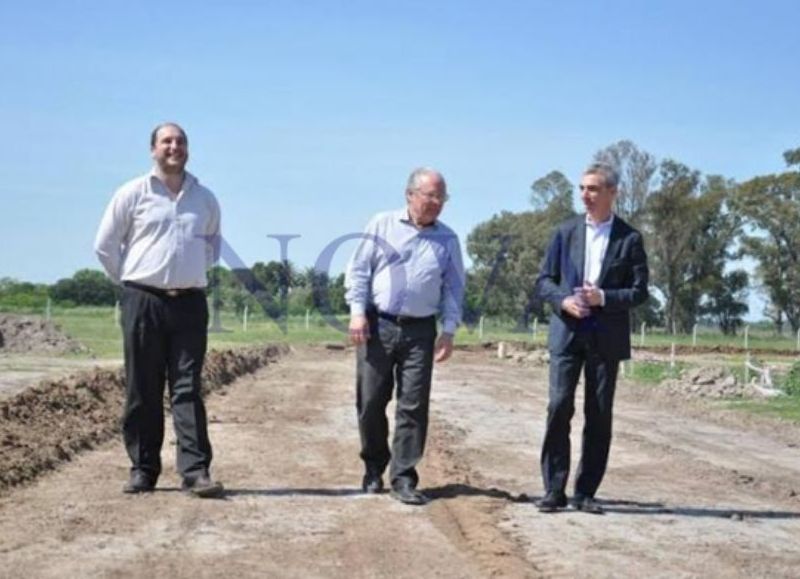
536, 214, 649, 361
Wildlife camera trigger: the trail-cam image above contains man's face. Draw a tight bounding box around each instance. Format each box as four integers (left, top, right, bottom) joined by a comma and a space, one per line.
151, 125, 188, 174
406, 174, 447, 226
580, 172, 615, 220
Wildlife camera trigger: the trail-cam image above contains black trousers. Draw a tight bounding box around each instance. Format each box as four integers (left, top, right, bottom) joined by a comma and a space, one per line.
541, 333, 619, 498
121, 284, 212, 479
356, 314, 436, 489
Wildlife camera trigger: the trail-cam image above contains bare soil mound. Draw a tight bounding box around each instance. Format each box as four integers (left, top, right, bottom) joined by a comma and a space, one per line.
0, 314, 85, 354
0, 344, 288, 491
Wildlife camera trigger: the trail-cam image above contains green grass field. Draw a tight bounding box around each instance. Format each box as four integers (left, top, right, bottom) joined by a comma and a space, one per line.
10, 306, 800, 424
46, 306, 553, 359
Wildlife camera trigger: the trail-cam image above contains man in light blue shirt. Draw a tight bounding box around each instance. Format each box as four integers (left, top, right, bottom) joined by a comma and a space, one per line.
345, 167, 465, 505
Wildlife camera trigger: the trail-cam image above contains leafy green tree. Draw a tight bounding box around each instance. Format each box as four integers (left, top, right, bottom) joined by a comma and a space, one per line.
0, 278, 50, 309
701, 270, 749, 335
466, 172, 576, 327
673, 175, 742, 331
784, 147, 800, 167
646, 162, 740, 333
530, 170, 574, 214
733, 153, 800, 331
50, 269, 117, 306
645, 160, 702, 332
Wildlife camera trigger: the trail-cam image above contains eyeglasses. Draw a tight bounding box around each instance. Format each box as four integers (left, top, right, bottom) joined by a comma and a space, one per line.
414, 190, 449, 203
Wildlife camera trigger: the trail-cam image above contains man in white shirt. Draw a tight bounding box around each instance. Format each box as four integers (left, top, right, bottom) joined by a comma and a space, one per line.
535, 163, 649, 514
95, 123, 223, 498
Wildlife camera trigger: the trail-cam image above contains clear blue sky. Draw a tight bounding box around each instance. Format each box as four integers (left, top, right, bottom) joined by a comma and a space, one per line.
1, 1, 798, 318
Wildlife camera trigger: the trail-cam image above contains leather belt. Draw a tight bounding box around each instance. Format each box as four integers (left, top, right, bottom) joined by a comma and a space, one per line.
123, 281, 204, 298
375, 310, 435, 326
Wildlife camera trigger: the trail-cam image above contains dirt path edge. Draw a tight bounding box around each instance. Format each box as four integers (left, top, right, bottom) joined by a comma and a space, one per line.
0, 344, 290, 491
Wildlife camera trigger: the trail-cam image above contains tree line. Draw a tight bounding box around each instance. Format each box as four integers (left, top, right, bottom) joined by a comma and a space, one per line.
467, 140, 800, 335
2, 139, 797, 334
0, 266, 349, 317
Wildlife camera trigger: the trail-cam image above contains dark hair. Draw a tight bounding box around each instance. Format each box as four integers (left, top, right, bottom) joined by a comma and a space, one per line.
150, 122, 188, 148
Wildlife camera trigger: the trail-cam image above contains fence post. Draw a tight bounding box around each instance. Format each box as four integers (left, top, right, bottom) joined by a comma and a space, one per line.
670, 342, 676, 370
640, 322, 646, 347
113, 300, 120, 325
532, 318, 538, 342
305, 309, 310, 331
744, 325, 749, 351
692, 324, 698, 348
672, 320, 677, 336
796, 328, 800, 352
243, 304, 249, 332
479, 316, 485, 341
744, 352, 750, 385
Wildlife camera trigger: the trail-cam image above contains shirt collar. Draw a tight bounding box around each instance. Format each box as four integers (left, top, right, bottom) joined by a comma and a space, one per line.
397, 208, 439, 230
148, 170, 196, 195
585, 212, 614, 230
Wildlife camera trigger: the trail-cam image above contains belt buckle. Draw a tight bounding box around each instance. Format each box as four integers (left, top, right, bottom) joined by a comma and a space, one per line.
165, 289, 180, 297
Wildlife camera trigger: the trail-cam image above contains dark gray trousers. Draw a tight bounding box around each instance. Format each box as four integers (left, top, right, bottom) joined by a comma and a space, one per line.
541, 333, 619, 498
121, 285, 212, 480
356, 315, 436, 489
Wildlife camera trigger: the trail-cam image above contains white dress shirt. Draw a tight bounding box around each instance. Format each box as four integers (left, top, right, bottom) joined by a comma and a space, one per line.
584, 213, 614, 304
345, 209, 465, 335
94, 170, 221, 289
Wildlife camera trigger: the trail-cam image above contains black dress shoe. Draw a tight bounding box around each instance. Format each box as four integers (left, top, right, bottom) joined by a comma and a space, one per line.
123, 471, 156, 494
390, 485, 429, 506
182, 471, 224, 498
536, 491, 567, 512
362, 473, 384, 494
572, 495, 604, 514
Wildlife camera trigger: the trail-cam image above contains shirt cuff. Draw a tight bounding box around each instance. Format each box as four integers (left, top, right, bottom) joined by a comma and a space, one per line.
350, 303, 367, 317
599, 289, 606, 307
441, 321, 457, 335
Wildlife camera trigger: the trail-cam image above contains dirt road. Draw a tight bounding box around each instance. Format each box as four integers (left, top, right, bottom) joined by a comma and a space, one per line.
1, 346, 799, 578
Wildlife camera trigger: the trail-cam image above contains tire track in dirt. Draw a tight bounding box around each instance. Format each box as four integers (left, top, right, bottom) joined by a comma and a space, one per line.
424, 423, 562, 578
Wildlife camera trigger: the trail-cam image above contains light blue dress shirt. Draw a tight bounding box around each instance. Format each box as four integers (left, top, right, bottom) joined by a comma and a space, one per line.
345, 209, 465, 335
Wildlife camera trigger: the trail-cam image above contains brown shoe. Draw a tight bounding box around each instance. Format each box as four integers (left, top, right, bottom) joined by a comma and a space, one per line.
182, 471, 224, 498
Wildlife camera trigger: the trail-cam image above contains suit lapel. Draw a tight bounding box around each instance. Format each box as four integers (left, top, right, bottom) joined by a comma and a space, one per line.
598, 218, 623, 286
569, 216, 586, 288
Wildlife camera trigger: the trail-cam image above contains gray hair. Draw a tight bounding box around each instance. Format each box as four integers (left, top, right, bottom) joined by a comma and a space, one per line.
583, 162, 619, 189
406, 167, 447, 195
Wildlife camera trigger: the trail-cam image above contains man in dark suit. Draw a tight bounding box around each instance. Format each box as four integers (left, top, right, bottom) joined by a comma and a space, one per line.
535, 163, 649, 514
